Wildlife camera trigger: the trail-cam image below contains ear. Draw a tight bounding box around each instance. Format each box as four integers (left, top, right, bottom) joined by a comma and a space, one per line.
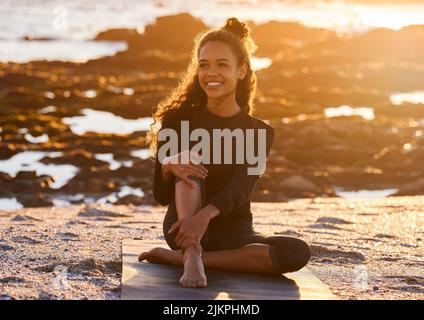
238, 62, 247, 80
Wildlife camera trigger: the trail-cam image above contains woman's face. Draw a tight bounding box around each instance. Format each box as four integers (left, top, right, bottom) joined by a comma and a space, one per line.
198, 40, 247, 100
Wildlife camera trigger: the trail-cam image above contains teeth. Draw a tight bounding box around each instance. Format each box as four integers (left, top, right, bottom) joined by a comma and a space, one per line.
207, 82, 223, 86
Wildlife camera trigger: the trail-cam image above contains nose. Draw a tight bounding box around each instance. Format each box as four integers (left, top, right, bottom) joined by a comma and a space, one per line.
205, 70, 222, 82
206, 69, 220, 76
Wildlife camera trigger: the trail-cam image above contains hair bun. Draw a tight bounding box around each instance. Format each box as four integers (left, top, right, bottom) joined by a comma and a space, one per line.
222, 17, 249, 41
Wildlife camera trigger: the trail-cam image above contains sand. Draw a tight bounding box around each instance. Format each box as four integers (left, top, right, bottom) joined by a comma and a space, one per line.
0, 196, 423, 300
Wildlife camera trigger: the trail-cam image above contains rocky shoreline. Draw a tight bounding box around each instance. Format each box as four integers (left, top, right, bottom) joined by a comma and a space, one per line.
1, 13, 424, 207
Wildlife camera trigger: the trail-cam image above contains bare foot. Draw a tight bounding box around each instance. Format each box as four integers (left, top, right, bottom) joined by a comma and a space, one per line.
179, 246, 207, 288
138, 247, 183, 266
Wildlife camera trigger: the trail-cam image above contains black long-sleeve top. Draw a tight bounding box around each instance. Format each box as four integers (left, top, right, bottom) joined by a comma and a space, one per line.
153, 104, 275, 230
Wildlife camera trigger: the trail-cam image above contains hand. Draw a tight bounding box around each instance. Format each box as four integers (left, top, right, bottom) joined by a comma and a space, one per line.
162, 150, 208, 188
167, 211, 211, 253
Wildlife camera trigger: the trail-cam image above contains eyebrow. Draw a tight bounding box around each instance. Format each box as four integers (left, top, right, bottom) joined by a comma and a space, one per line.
199, 58, 230, 63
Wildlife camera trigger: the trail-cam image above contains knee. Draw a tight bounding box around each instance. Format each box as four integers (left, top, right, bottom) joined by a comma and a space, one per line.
290, 238, 311, 272
268, 237, 311, 273
175, 175, 203, 190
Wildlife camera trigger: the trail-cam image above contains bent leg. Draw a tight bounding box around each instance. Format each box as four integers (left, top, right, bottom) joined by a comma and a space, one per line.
140, 236, 311, 275
163, 175, 209, 252
203, 243, 277, 274
224, 232, 311, 274
175, 176, 203, 220
162, 175, 208, 288
175, 177, 202, 254
139, 244, 276, 274
265, 236, 311, 273
195, 235, 311, 275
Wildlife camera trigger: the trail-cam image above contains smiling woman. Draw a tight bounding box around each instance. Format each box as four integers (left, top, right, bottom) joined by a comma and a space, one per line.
140, 17, 311, 290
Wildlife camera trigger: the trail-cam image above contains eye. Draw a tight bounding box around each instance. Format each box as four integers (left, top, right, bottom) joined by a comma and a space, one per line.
199, 63, 207, 68
219, 63, 228, 67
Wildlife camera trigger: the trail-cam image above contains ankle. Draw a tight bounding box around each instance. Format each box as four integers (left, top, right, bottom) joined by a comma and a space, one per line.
183, 246, 201, 261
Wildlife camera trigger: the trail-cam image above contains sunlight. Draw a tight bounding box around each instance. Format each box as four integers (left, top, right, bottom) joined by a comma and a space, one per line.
335, 187, 399, 200
0, 151, 78, 189
390, 90, 424, 105
324, 105, 375, 120
251, 56, 272, 71
63, 109, 153, 135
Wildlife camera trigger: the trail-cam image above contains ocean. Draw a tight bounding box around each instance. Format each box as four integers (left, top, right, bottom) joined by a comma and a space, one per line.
1, 0, 424, 63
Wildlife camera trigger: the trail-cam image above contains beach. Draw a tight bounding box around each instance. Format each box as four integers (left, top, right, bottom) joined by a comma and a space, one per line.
0, 5, 423, 301
0, 197, 422, 300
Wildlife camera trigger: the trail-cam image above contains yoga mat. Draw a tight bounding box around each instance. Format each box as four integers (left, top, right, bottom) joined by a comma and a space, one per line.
121, 239, 337, 300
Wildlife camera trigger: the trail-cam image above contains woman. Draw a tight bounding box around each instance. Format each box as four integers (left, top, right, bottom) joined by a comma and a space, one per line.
139, 17, 311, 288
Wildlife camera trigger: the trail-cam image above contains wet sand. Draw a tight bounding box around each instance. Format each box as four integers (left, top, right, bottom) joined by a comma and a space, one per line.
0, 196, 422, 300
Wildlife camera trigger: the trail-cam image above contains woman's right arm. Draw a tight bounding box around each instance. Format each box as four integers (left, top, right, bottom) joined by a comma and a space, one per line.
153, 148, 208, 205
162, 150, 208, 187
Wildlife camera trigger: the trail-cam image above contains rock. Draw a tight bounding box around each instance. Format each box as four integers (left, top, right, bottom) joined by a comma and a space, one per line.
0, 244, 15, 251
310, 245, 366, 264
0, 277, 25, 284
41, 149, 105, 167
85, 178, 111, 193
128, 13, 207, 53
0, 172, 13, 181
0, 145, 18, 160
23, 35, 56, 41
58, 232, 79, 240
78, 206, 132, 218
39, 291, 56, 300
68, 258, 122, 275
394, 178, 424, 196
114, 194, 145, 206
17, 193, 53, 207
405, 277, 423, 286
94, 28, 141, 42
12, 236, 42, 244
308, 223, 342, 230
274, 230, 301, 237
11, 215, 43, 222
15, 171, 38, 180
375, 233, 397, 239
315, 217, 353, 225
280, 175, 320, 193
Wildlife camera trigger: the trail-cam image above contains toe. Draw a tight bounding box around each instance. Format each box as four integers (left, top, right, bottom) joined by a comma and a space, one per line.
138, 252, 147, 262
179, 276, 187, 288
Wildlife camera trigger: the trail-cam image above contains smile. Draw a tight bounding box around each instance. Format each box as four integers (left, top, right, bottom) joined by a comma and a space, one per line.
206, 81, 224, 87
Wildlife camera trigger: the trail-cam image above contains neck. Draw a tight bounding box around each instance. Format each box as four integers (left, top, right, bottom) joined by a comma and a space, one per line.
206, 92, 241, 118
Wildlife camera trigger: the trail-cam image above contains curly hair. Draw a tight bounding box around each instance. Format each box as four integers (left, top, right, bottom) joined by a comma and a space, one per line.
147, 17, 258, 154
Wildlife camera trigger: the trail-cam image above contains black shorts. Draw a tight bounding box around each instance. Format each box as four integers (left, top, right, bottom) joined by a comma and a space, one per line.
162, 176, 312, 274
